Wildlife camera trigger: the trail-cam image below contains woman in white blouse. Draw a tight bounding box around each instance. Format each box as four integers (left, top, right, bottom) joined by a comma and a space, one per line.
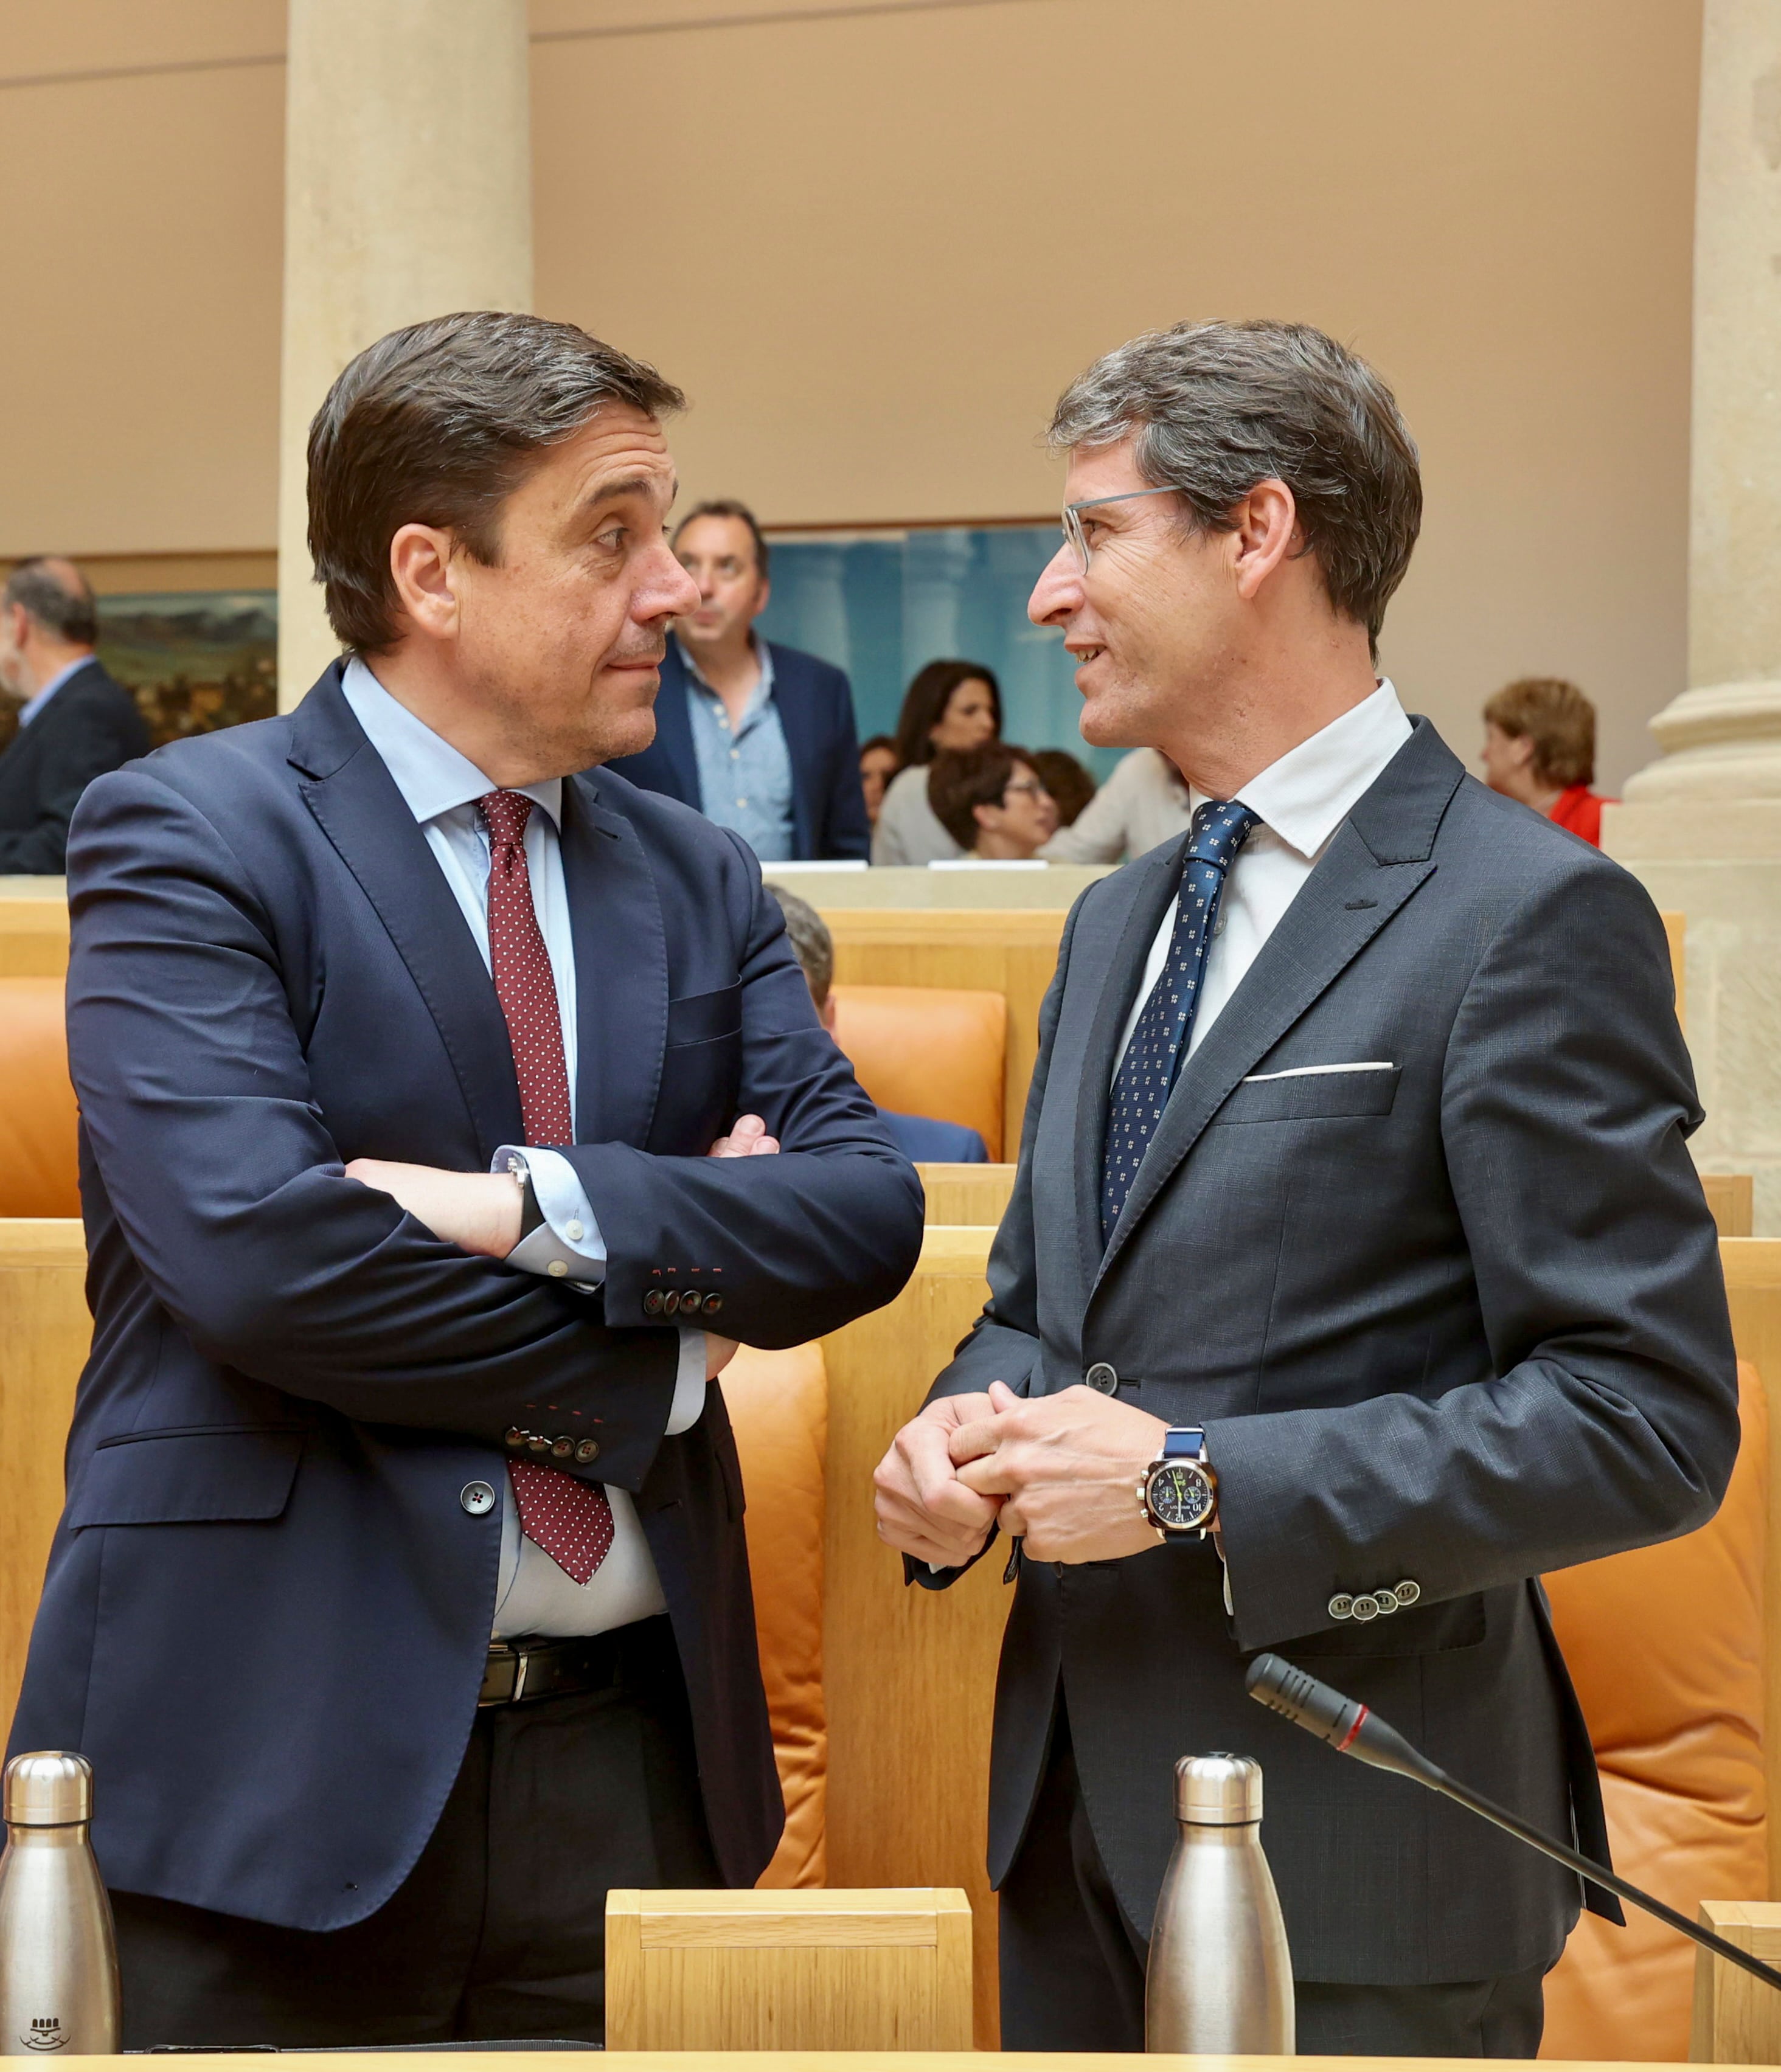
1039, 745, 1193, 864
870, 660, 1001, 865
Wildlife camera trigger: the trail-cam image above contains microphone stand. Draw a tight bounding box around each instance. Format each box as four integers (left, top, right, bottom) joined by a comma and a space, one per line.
1246, 1650, 1781, 1995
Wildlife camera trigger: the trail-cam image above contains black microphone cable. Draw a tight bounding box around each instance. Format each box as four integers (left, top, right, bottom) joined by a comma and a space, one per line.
1246, 1649, 1781, 1995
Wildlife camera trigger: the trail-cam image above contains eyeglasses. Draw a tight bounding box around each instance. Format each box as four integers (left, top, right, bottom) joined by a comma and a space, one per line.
1061, 485, 1184, 575
1003, 778, 1052, 804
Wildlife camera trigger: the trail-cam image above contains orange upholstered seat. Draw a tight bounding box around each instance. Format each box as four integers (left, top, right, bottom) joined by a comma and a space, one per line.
828, 983, 1006, 1160
1540, 1359, 1767, 2060
0, 977, 78, 1217
720, 1340, 829, 1888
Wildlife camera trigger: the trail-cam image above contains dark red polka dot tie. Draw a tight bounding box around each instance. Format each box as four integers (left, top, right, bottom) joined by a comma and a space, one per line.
480, 788, 614, 1585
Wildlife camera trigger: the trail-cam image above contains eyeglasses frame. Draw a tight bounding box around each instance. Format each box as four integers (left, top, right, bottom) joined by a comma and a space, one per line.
1061, 484, 1187, 575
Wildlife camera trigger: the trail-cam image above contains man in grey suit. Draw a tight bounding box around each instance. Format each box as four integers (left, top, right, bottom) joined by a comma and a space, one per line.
874, 321, 1738, 2057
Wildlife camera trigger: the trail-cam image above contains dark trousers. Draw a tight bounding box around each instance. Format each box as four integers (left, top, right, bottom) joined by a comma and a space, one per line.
112, 1615, 719, 2049
998, 1699, 1547, 2059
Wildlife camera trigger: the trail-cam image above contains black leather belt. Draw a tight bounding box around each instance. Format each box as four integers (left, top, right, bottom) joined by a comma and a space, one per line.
479, 1632, 627, 1708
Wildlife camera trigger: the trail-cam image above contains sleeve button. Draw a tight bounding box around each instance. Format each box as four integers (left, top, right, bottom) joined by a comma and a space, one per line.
1393, 1579, 1421, 1606
550, 1436, 574, 1460
504, 1427, 524, 1449
574, 1438, 600, 1464
1371, 1590, 1400, 1616
1350, 1594, 1379, 1622
643, 1290, 664, 1316
546, 1259, 569, 1279
1327, 1593, 1354, 1620
526, 1434, 550, 1456
703, 1292, 723, 1316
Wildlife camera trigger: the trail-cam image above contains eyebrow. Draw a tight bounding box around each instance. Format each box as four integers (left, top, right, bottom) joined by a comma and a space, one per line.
583, 473, 664, 510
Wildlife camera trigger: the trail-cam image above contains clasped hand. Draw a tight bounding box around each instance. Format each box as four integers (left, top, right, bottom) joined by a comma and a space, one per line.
342, 1114, 779, 1382
873, 1381, 1169, 1568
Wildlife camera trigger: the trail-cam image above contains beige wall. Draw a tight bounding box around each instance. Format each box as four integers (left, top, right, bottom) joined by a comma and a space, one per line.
0, 0, 1701, 789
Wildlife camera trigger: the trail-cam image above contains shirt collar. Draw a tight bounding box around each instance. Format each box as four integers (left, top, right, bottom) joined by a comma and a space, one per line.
678, 631, 776, 715
1191, 680, 1413, 861
18, 655, 92, 727
340, 654, 562, 830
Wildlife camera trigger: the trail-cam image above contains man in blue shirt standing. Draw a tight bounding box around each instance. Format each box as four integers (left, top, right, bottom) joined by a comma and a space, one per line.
606, 500, 869, 860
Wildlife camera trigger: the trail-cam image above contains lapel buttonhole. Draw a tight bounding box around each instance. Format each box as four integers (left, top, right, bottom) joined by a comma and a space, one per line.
1345, 898, 1378, 910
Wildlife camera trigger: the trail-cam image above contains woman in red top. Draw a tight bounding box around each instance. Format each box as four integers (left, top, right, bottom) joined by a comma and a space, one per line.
1481, 675, 1616, 846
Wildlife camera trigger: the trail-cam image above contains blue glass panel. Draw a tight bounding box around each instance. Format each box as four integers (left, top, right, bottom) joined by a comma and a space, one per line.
757, 525, 1122, 778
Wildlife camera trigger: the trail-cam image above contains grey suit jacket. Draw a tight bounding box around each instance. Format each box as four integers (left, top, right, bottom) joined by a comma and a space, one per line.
922, 718, 1738, 1986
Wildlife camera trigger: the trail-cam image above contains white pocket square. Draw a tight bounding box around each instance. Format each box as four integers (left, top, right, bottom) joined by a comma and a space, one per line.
1242, 1061, 1395, 1083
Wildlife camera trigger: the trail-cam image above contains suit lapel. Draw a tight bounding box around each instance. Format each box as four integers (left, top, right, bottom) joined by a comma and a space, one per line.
291, 668, 524, 1160
767, 647, 818, 860
656, 642, 703, 809
1095, 718, 1463, 1286
561, 773, 669, 1150
1068, 839, 1186, 1300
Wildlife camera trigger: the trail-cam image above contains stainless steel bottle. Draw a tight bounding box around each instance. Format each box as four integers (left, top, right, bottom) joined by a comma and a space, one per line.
0, 1755, 120, 2057
1145, 1751, 1294, 2054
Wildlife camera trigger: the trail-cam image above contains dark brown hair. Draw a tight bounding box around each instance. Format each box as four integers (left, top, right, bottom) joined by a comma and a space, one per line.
2, 558, 96, 646
1484, 676, 1595, 789
1030, 749, 1096, 828
928, 742, 1036, 851
892, 660, 1002, 771
673, 499, 771, 580
1050, 319, 1421, 659
307, 311, 686, 652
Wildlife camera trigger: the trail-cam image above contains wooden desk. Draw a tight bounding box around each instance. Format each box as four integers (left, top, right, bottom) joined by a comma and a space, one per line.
916, 1163, 1015, 1226
0, 884, 68, 977
38, 2051, 1709, 2069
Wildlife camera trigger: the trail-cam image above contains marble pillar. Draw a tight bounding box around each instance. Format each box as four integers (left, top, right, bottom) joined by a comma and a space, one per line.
277, 0, 532, 707
1606, 0, 1781, 1225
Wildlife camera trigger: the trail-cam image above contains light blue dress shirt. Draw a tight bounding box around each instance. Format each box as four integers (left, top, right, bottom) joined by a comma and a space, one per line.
18, 656, 92, 727
340, 657, 706, 1638
682, 638, 796, 862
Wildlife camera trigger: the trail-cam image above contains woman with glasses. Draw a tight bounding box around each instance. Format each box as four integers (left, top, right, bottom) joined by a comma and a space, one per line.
870, 659, 1001, 864
927, 741, 1058, 861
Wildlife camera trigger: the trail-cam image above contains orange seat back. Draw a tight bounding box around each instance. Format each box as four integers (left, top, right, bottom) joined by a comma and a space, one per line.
0, 977, 78, 1217
829, 984, 1005, 1160
1540, 1360, 1767, 2060
720, 1340, 829, 1887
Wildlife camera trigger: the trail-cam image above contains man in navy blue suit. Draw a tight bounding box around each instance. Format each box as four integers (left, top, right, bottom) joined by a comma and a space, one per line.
7, 313, 923, 2048
605, 499, 869, 860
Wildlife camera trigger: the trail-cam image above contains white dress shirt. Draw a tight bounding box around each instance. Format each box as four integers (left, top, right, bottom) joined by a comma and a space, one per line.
341, 657, 706, 1638
1115, 683, 1413, 1077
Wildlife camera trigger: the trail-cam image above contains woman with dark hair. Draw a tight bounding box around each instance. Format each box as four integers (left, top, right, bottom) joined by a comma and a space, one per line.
872, 659, 1001, 865
929, 743, 1058, 859
858, 734, 898, 828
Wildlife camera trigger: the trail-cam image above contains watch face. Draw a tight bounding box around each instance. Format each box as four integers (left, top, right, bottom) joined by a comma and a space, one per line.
1148, 1461, 1213, 1531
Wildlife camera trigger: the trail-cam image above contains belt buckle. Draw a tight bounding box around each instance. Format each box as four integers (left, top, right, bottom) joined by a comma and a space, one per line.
480, 1642, 531, 1707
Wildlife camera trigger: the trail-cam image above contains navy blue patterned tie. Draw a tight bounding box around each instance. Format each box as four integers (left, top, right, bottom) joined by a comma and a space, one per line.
1101, 799, 1259, 1243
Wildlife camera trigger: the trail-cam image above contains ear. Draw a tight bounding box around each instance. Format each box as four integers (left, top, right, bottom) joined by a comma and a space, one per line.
973, 799, 1000, 833
1228, 478, 1300, 605
819, 991, 838, 1033
388, 523, 462, 642
752, 575, 772, 618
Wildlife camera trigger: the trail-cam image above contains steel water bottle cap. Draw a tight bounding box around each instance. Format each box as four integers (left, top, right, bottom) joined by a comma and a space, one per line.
1175, 1751, 1263, 1825
4, 1751, 93, 1826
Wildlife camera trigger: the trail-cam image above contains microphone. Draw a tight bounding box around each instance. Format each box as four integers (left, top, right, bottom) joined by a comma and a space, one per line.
1246, 1651, 1781, 1995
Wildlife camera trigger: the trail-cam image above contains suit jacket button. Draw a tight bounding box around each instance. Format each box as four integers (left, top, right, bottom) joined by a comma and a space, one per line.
575, 1438, 600, 1464
1371, 1590, 1399, 1616
1393, 1579, 1421, 1606
1350, 1593, 1379, 1621
526, 1434, 550, 1456
550, 1436, 574, 1460
1327, 1593, 1354, 1620
664, 1289, 682, 1315
703, 1292, 723, 1316
459, 1481, 497, 1517
503, 1427, 524, 1449
1085, 1362, 1118, 1394
643, 1290, 664, 1316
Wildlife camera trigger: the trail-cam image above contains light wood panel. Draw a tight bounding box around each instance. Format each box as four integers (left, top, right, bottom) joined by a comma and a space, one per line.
1704, 1173, 1755, 1239
824, 911, 1065, 1162
1663, 910, 1686, 1028
46, 2053, 1659, 2072
0, 893, 69, 979
605, 1888, 971, 2053
915, 1163, 1015, 1228
1690, 1900, 1781, 2062
1720, 1238, 1781, 1896
819, 1225, 1005, 2049
0, 1220, 91, 1731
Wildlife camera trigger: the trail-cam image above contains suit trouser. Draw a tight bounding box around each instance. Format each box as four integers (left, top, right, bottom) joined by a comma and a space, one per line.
998, 1696, 1547, 2059
110, 1614, 720, 2049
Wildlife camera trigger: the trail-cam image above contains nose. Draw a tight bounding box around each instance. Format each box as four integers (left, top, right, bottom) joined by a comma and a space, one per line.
1028, 540, 1081, 628
646, 544, 703, 622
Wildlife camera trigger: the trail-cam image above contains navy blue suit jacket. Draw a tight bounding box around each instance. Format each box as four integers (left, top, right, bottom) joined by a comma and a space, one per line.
7, 664, 923, 1932
880, 1110, 989, 1163
605, 636, 869, 861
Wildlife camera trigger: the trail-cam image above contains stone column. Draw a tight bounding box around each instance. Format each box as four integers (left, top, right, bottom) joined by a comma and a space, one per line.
277, 0, 532, 707
1607, 0, 1781, 1225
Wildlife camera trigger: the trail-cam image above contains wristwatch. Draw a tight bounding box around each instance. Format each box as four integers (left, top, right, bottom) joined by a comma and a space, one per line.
1139, 1426, 1217, 1539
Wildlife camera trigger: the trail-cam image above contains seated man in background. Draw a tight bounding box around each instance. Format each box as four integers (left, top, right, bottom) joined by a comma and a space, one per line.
767, 883, 989, 1163
0, 556, 150, 872
928, 741, 1058, 860
605, 498, 869, 860
1481, 675, 1616, 845
1041, 741, 1192, 863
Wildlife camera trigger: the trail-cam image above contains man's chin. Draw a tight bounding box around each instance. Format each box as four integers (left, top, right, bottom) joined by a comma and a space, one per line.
1077, 691, 1150, 752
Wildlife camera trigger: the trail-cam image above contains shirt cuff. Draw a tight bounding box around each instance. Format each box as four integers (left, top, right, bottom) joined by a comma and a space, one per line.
495, 1146, 607, 1288
667, 1328, 707, 1435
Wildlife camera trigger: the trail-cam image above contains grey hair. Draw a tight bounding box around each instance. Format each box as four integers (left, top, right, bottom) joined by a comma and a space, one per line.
765, 883, 833, 1008
3, 557, 97, 646
1049, 320, 1422, 656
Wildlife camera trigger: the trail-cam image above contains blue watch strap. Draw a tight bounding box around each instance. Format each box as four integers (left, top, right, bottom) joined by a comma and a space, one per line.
1161, 1427, 1206, 1460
